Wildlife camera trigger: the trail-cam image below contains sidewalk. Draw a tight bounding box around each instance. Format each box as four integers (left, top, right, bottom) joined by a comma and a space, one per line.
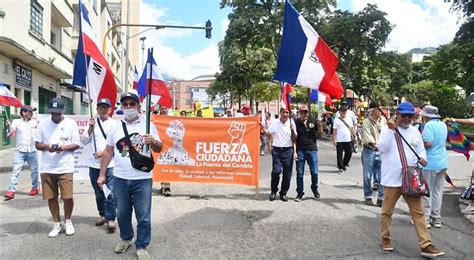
0, 147, 17, 173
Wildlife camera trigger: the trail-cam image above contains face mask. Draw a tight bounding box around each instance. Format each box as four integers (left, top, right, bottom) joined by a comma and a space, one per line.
123, 108, 138, 120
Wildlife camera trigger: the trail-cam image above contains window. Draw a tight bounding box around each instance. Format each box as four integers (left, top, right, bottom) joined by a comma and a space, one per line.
30, 0, 43, 37
50, 32, 56, 45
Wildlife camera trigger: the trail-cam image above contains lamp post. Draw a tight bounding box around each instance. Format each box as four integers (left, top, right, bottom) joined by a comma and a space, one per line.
140, 36, 146, 69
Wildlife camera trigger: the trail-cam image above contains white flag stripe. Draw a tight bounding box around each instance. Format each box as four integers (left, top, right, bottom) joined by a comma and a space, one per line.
86, 57, 106, 103
296, 16, 325, 89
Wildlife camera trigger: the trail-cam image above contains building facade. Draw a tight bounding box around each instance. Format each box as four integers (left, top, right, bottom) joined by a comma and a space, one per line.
0, 0, 139, 149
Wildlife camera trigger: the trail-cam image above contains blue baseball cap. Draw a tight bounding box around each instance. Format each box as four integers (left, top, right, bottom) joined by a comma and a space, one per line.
397, 101, 415, 115
97, 98, 111, 107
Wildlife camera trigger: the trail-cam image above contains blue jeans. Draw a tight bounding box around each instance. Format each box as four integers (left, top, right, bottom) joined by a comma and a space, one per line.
271, 146, 294, 196
8, 151, 39, 192
113, 177, 152, 250
361, 148, 383, 200
296, 150, 319, 197
89, 167, 116, 220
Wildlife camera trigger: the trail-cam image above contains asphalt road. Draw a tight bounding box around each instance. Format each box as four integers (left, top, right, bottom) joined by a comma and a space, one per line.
0, 140, 473, 259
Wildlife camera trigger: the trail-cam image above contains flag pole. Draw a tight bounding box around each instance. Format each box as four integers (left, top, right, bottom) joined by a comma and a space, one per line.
78, 4, 97, 153
145, 48, 153, 152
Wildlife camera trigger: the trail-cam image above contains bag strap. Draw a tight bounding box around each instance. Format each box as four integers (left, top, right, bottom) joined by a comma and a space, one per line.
96, 118, 107, 140
394, 131, 409, 168
339, 117, 353, 131
121, 121, 136, 158
394, 127, 421, 160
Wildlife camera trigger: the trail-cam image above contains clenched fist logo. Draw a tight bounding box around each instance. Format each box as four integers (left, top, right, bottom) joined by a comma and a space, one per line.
227, 121, 246, 151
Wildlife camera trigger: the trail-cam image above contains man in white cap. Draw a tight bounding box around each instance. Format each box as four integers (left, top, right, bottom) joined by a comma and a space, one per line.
420, 105, 448, 228
4, 105, 39, 200
81, 98, 118, 232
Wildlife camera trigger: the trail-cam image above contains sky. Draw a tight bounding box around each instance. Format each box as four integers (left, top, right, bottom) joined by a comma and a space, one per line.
139, 0, 462, 80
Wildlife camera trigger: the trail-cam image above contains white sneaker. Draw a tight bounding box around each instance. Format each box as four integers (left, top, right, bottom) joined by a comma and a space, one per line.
461, 205, 474, 215
64, 219, 75, 236
48, 223, 62, 238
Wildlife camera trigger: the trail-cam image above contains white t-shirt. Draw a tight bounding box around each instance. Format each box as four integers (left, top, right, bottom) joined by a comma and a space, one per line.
333, 116, 354, 142
268, 118, 295, 147
10, 118, 38, 152
106, 117, 160, 180
377, 125, 426, 187
35, 117, 80, 174
81, 117, 117, 169
335, 110, 357, 125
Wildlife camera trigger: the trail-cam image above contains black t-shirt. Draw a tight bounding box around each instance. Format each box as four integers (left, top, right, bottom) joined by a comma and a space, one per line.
295, 117, 318, 151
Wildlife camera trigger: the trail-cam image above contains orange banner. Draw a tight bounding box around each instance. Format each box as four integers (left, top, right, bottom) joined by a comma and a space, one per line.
151, 115, 260, 187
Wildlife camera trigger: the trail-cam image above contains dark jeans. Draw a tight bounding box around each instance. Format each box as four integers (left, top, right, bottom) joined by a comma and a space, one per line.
114, 177, 152, 250
336, 142, 352, 170
271, 146, 294, 196
296, 150, 319, 196
89, 167, 116, 220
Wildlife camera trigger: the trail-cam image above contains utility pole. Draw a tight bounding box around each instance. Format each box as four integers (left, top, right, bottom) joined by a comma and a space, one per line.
123, 0, 131, 93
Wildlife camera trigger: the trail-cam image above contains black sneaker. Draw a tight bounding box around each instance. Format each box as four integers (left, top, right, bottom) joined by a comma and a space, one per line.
280, 195, 288, 202
163, 188, 172, 197
313, 191, 320, 200
294, 195, 303, 202
365, 198, 374, 206
376, 199, 383, 207
269, 193, 276, 201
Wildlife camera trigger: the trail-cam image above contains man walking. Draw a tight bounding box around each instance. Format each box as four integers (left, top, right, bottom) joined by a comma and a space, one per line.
361, 101, 386, 206
4, 105, 39, 200
81, 98, 117, 232
294, 105, 323, 202
333, 107, 355, 173
421, 105, 448, 228
35, 98, 80, 237
377, 101, 444, 258
98, 93, 163, 260
261, 108, 296, 202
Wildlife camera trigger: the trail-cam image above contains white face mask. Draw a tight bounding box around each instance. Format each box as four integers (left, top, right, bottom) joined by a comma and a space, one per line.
123, 108, 138, 120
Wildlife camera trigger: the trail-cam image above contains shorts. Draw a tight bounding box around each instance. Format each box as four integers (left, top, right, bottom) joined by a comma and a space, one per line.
41, 173, 74, 200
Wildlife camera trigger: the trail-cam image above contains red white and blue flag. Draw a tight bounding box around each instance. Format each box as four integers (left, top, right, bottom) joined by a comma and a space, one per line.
73, 0, 117, 111
132, 66, 139, 90
137, 49, 173, 108
280, 82, 292, 110
274, 1, 342, 98
0, 82, 23, 108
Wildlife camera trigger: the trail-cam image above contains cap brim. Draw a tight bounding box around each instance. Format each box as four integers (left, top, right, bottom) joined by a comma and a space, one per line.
97, 102, 111, 107
48, 108, 64, 113
120, 96, 140, 103
398, 110, 415, 115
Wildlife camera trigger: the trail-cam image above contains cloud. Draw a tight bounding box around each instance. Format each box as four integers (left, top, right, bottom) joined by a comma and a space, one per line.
348, 0, 461, 52
137, 1, 221, 80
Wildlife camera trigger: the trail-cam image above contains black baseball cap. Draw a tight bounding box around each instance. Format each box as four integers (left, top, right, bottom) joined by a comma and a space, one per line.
120, 93, 140, 103
47, 98, 65, 113
20, 105, 37, 113
97, 98, 111, 107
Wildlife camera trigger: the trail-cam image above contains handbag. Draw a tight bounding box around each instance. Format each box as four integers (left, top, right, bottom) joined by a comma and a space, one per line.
394, 129, 430, 197
460, 172, 474, 200
121, 121, 155, 172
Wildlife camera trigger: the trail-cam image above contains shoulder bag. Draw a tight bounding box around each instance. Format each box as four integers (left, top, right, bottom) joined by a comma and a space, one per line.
121, 121, 155, 172
394, 128, 430, 197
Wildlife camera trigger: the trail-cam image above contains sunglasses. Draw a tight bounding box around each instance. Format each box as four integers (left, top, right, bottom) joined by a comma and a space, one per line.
400, 114, 414, 118
122, 102, 137, 107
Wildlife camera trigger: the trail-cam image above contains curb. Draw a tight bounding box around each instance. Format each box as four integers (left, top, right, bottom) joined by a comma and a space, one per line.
0, 166, 30, 174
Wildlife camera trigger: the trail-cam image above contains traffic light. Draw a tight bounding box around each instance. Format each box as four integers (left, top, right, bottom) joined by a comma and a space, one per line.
205, 20, 212, 39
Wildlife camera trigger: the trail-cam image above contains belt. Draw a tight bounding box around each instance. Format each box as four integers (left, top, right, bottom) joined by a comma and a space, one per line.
272, 146, 293, 151
363, 145, 378, 151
